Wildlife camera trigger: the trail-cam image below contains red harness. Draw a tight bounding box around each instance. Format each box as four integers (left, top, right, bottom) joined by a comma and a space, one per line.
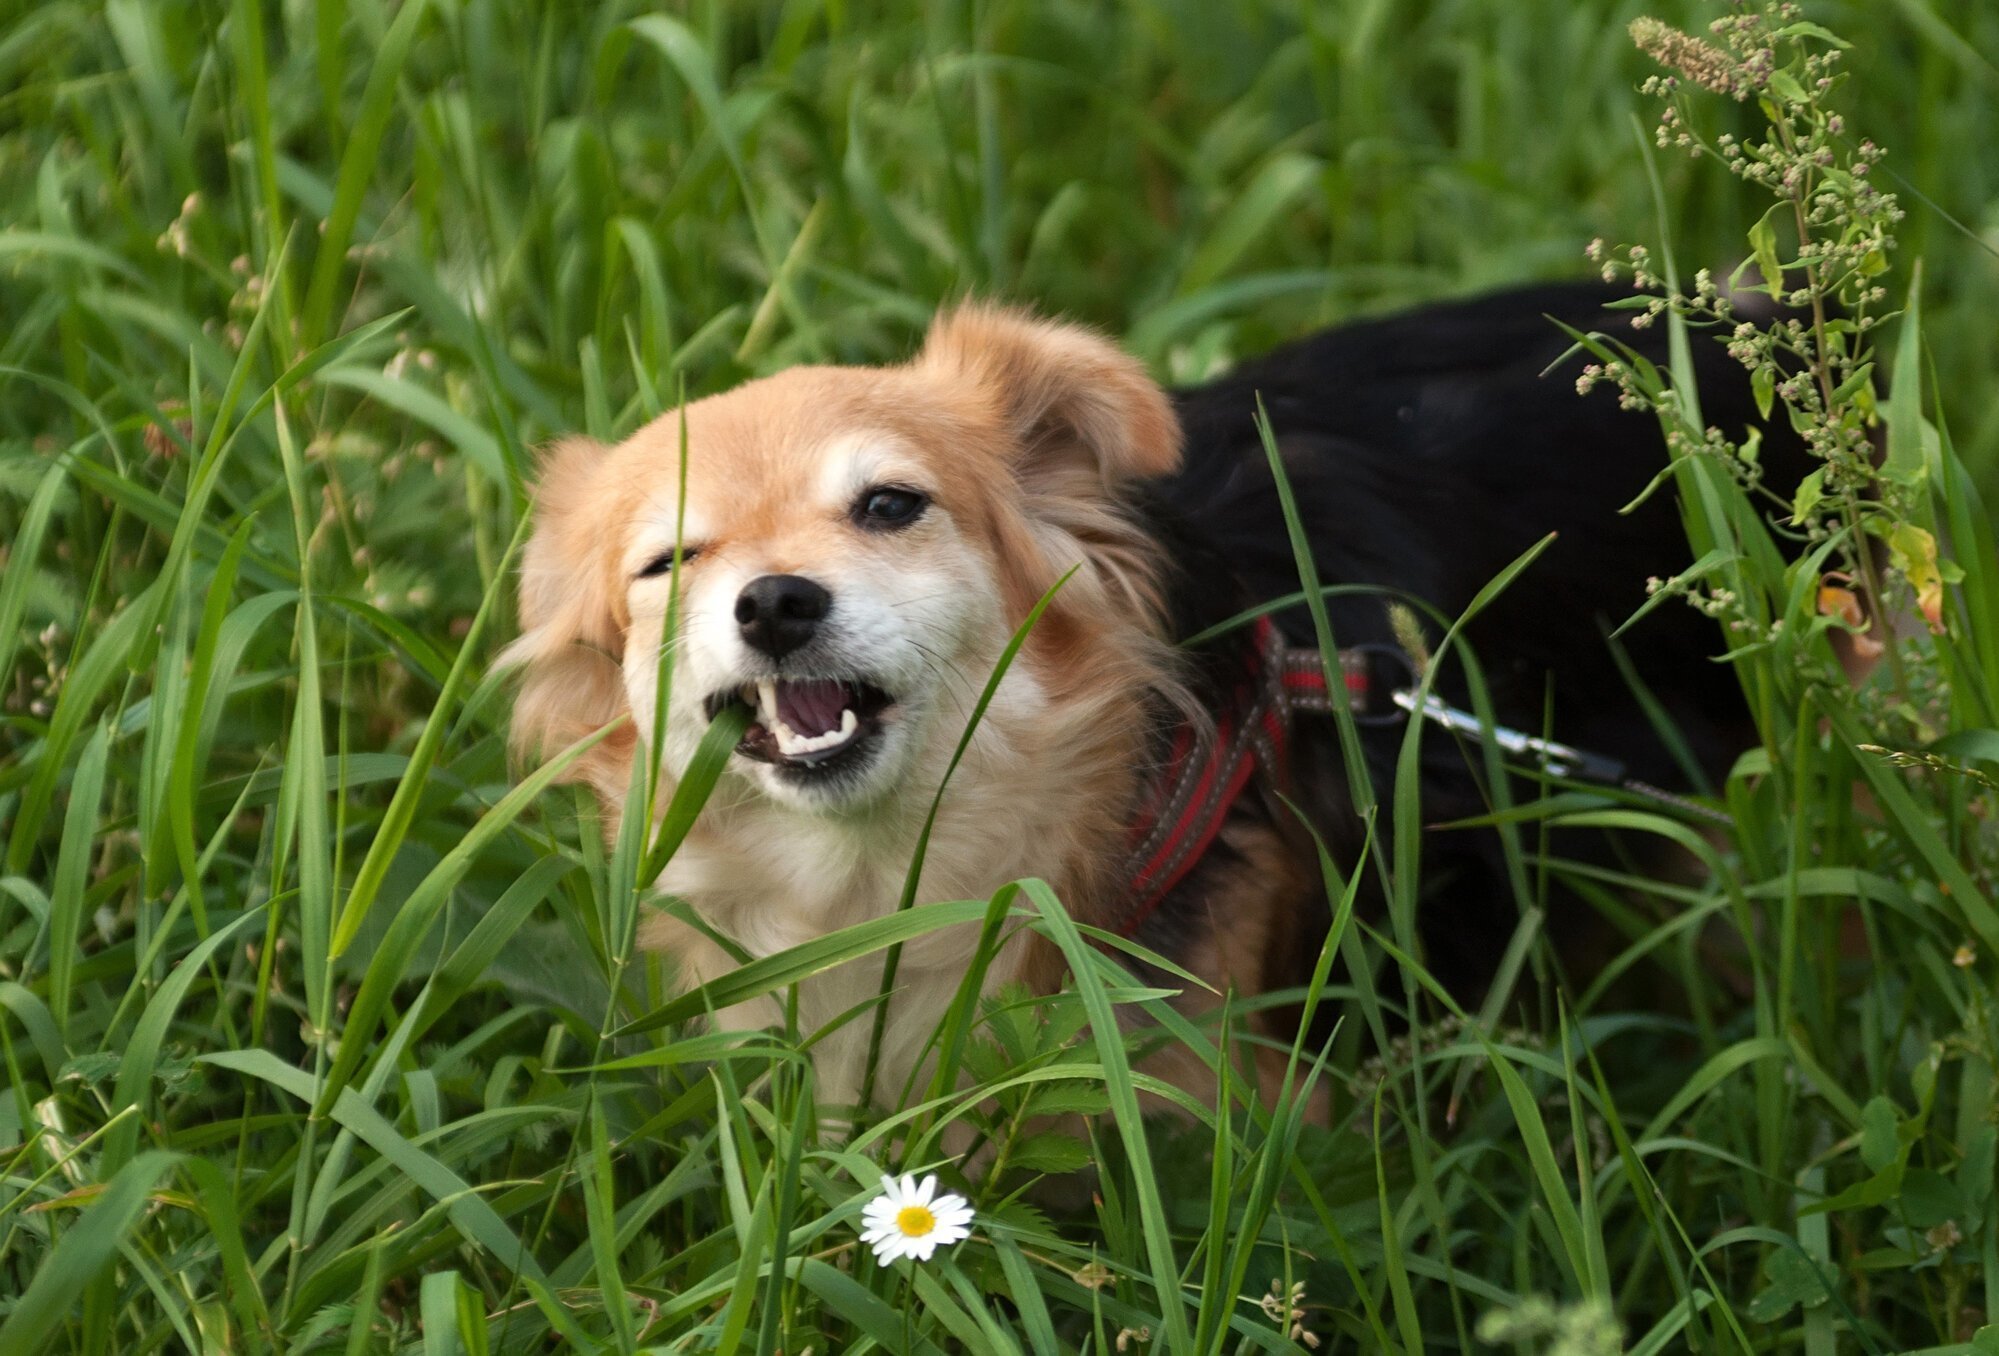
1116, 618, 1372, 937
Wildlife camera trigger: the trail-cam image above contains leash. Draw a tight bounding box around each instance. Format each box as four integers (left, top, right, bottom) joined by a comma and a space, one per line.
1391, 688, 1736, 829
1115, 621, 1733, 936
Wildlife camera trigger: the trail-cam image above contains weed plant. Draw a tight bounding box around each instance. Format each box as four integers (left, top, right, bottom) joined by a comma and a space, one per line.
1, 1, 1996, 1351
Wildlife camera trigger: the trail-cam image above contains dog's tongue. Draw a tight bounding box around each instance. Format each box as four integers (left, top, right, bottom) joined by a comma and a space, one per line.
776, 679, 851, 738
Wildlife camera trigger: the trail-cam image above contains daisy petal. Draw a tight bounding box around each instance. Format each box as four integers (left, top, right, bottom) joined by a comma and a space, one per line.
858, 1165, 977, 1265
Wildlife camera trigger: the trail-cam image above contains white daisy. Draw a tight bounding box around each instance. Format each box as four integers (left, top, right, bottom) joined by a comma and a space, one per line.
859, 1172, 974, 1264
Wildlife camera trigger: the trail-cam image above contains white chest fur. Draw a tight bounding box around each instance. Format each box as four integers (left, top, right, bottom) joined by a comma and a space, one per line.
651, 793, 1042, 1108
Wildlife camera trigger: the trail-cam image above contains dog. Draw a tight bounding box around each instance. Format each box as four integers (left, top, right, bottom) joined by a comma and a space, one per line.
504, 283, 1807, 1107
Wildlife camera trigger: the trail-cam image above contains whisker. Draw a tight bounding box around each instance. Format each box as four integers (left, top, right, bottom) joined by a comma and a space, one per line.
905, 640, 986, 721
884, 592, 959, 612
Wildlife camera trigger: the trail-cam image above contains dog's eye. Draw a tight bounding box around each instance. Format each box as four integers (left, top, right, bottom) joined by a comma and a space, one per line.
636, 545, 700, 579
855, 487, 927, 530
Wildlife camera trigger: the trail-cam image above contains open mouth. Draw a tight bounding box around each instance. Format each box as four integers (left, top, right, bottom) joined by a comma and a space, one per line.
703, 677, 897, 773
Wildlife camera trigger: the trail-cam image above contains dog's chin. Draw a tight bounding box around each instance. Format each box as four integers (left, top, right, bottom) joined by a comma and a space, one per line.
700, 677, 912, 812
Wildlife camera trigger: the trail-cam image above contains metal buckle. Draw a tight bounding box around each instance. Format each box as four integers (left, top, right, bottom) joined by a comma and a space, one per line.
1344, 643, 1418, 726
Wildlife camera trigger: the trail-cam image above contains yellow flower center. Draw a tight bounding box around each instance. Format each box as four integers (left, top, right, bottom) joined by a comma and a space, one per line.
895, 1204, 937, 1237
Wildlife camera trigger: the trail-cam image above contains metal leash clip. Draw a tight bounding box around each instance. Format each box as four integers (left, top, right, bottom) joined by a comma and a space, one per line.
1390, 689, 1629, 786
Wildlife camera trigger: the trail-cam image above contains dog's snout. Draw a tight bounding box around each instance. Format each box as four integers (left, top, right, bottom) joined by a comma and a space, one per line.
735, 574, 832, 658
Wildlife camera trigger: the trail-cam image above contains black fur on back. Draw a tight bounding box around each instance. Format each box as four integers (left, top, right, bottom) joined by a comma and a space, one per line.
1135, 281, 1811, 1002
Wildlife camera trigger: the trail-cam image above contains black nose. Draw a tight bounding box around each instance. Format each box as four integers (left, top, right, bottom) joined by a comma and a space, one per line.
735, 574, 832, 658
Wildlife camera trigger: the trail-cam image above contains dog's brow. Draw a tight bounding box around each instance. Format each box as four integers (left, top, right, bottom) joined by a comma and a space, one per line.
812, 431, 926, 504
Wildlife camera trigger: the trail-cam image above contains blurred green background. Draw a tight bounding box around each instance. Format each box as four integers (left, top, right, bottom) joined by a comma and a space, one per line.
5, 0, 1995, 507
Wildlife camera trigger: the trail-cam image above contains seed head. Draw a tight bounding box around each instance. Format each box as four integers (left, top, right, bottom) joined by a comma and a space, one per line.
1630, 17, 1753, 99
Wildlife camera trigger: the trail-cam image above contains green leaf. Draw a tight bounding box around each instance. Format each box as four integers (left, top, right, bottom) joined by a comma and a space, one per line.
1006, 1131, 1094, 1176
1024, 880, 1193, 1351
316, 719, 622, 1110
1899, 1168, 1968, 1230
100, 908, 267, 1175
1767, 68, 1809, 104
1752, 362, 1775, 420
0, 981, 68, 1082
0, 1152, 182, 1352
7, 589, 157, 875
610, 896, 997, 1038
1776, 21, 1851, 47
329, 515, 527, 959
1749, 204, 1787, 294
317, 365, 507, 486
421, 1271, 465, 1356
1747, 1246, 1836, 1322
1861, 1096, 1901, 1172
1027, 1083, 1113, 1118
0, 448, 73, 698
639, 700, 752, 885
795, 1259, 948, 1353
1962, 1126, 1998, 1208
1884, 266, 1930, 488
1790, 467, 1825, 524
202, 1048, 551, 1285
1831, 361, 1874, 406
1611, 546, 1741, 639
1485, 1042, 1595, 1293
300, 0, 432, 347
179, 1156, 274, 1345
46, 721, 111, 1035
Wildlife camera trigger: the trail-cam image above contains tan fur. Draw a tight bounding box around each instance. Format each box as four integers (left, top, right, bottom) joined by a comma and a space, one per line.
1138, 818, 1326, 1117
499, 435, 639, 798
504, 305, 1256, 1107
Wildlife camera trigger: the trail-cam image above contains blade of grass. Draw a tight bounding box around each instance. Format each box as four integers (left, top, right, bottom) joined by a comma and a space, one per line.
0, 1151, 182, 1353
858, 565, 1076, 1110
315, 719, 623, 1112
205, 1047, 552, 1286
298, 0, 431, 349
45, 720, 110, 1037
328, 513, 528, 959
1025, 878, 1193, 1352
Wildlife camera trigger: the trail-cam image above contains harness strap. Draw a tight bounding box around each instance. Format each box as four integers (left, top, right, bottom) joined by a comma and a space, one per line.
1117, 618, 1365, 938
1115, 619, 1729, 938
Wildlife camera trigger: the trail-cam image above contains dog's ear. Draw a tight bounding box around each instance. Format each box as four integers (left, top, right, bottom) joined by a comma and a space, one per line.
500, 436, 632, 768
918, 305, 1182, 487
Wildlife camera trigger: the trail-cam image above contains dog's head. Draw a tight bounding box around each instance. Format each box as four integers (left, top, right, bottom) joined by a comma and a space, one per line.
504, 307, 1184, 816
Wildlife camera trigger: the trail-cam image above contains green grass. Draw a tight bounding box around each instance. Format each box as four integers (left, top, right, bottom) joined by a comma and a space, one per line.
2, 1, 1997, 1350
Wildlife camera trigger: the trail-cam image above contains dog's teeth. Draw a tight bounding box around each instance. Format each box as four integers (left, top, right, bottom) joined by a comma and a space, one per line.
770, 706, 861, 758
756, 679, 778, 724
